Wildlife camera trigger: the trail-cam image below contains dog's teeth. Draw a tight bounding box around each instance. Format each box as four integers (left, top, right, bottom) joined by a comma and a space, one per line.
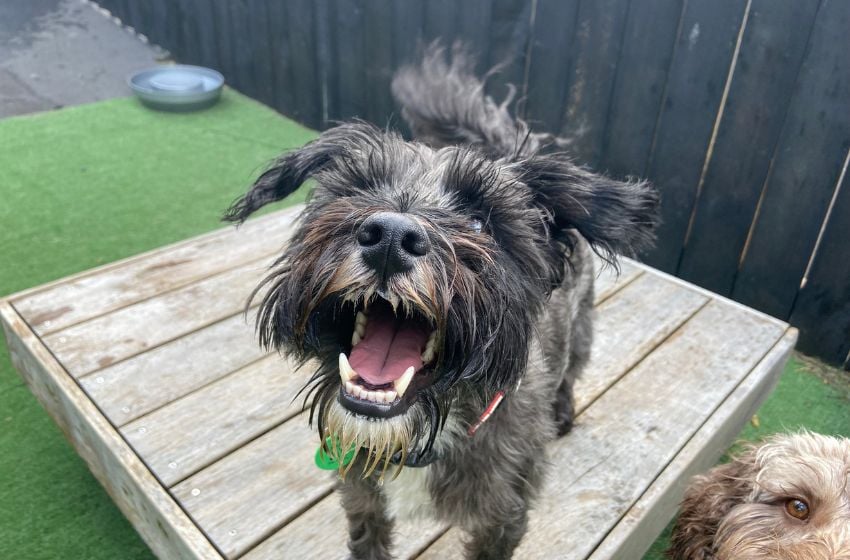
345, 380, 356, 395
385, 389, 397, 403
339, 353, 356, 383
351, 331, 361, 346
421, 348, 433, 364
393, 366, 415, 397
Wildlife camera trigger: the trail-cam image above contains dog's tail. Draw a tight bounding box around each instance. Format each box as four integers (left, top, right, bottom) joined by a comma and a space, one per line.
391, 42, 566, 160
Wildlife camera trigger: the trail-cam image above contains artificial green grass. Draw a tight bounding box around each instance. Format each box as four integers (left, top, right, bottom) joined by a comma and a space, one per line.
0, 90, 316, 560
1, 92, 848, 559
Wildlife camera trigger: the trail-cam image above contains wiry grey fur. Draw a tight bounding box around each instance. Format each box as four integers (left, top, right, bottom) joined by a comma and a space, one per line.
225, 44, 659, 559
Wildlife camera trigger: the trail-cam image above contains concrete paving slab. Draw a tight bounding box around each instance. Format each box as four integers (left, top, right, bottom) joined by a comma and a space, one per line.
0, 0, 166, 118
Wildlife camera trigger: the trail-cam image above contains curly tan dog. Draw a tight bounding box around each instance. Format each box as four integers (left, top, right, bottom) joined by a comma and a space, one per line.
669, 432, 850, 559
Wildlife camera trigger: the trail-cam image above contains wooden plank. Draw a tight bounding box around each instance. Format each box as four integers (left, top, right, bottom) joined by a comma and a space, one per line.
12, 206, 298, 335
575, 272, 709, 412
172, 414, 330, 559
523, 0, 581, 134
791, 157, 850, 368
41, 257, 274, 377
0, 302, 222, 560
332, 0, 368, 120
558, 0, 632, 167
78, 314, 265, 430
419, 300, 786, 558
243, 492, 448, 560
122, 354, 311, 486
678, 0, 821, 296
484, 0, 533, 110
588, 328, 796, 559
229, 0, 259, 100
627, 258, 788, 330
247, 0, 275, 107
733, 1, 850, 320
313, 0, 334, 126
593, 259, 642, 304
361, 0, 395, 127
641, 0, 748, 273
600, 0, 683, 178
285, 0, 322, 128
190, 0, 220, 69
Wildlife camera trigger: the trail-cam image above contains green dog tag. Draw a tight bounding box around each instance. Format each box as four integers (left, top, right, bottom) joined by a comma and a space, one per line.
315, 436, 356, 470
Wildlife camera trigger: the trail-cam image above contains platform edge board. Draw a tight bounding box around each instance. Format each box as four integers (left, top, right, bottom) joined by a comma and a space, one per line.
0, 301, 222, 560
587, 326, 797, 560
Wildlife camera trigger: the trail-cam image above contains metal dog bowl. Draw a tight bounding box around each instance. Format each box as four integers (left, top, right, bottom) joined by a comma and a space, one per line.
129, 65, 224, 111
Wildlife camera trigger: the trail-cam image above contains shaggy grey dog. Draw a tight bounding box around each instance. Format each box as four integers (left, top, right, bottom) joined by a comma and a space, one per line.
669, 432, 850, 559
225, 46, 658, 559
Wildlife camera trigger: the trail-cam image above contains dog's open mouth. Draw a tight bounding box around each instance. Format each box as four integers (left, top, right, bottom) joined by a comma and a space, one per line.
336, 297, 438, 418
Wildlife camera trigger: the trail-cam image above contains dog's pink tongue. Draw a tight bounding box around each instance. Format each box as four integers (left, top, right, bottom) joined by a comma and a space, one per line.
349, 305, 426, 386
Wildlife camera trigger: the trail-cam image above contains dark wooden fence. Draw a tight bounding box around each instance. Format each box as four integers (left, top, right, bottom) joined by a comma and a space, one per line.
95, 0, 850, 370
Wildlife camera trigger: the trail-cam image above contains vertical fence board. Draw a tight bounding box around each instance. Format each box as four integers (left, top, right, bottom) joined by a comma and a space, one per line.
600, 0, 683, 178
733, 0, 850, 321
191, 0, 219, 69
558, 0, 632, 168
678, 0, 821, 296
331, 0, 367, 120
285, 0, 322, 129
641, 0, 748, 273
484, 0, 533, 108
523, 0, 581, 133
266, 0, 295, 118
362, 0, 396, 127
790, 160, 850, 368
314, 0, 334, 126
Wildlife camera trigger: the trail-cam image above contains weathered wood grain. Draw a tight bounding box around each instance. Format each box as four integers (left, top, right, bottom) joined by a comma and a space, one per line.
79, 312, 267, 427
575, 272, 708, 412
593, 259, 641, 304
588, 328, 796, 559
641, 0, 748, 273
13, 206, 298, 336
733, 0, 850, 322
678, 0, 820, 296
122, 354, 313, 486
41, 257, 274, 377
419, 300, 786, 558
243, 492, 448, 560
0, 302, 222, 560
171, 414, 331, 558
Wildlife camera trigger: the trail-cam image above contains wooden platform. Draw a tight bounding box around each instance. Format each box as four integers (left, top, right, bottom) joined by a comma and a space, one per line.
1, 206, 796, 560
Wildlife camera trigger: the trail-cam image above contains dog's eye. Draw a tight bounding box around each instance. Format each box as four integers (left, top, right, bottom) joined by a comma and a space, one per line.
784, 498, 810, 520
470, 217, 484, 233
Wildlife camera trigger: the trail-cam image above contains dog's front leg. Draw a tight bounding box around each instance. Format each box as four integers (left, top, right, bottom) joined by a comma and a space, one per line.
463, 509, 529, 560
339, 474, 395, 560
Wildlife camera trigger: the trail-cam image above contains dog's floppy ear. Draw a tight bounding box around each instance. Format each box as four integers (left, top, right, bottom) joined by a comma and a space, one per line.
520, 154, 660, 264
223, 122, 377, 223
667, 452, 756, 560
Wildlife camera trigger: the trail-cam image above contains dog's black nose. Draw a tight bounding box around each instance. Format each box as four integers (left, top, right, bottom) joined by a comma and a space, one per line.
357, 212, 429, 278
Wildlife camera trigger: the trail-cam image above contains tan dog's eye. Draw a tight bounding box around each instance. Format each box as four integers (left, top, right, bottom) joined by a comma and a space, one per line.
785, 498, 810, 520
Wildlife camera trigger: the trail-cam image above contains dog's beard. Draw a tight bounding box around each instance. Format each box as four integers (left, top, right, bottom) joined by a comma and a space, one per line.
322, 399, 418, 481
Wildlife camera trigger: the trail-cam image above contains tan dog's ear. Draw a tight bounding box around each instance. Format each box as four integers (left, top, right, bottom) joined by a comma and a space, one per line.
667, 451, 756, 560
